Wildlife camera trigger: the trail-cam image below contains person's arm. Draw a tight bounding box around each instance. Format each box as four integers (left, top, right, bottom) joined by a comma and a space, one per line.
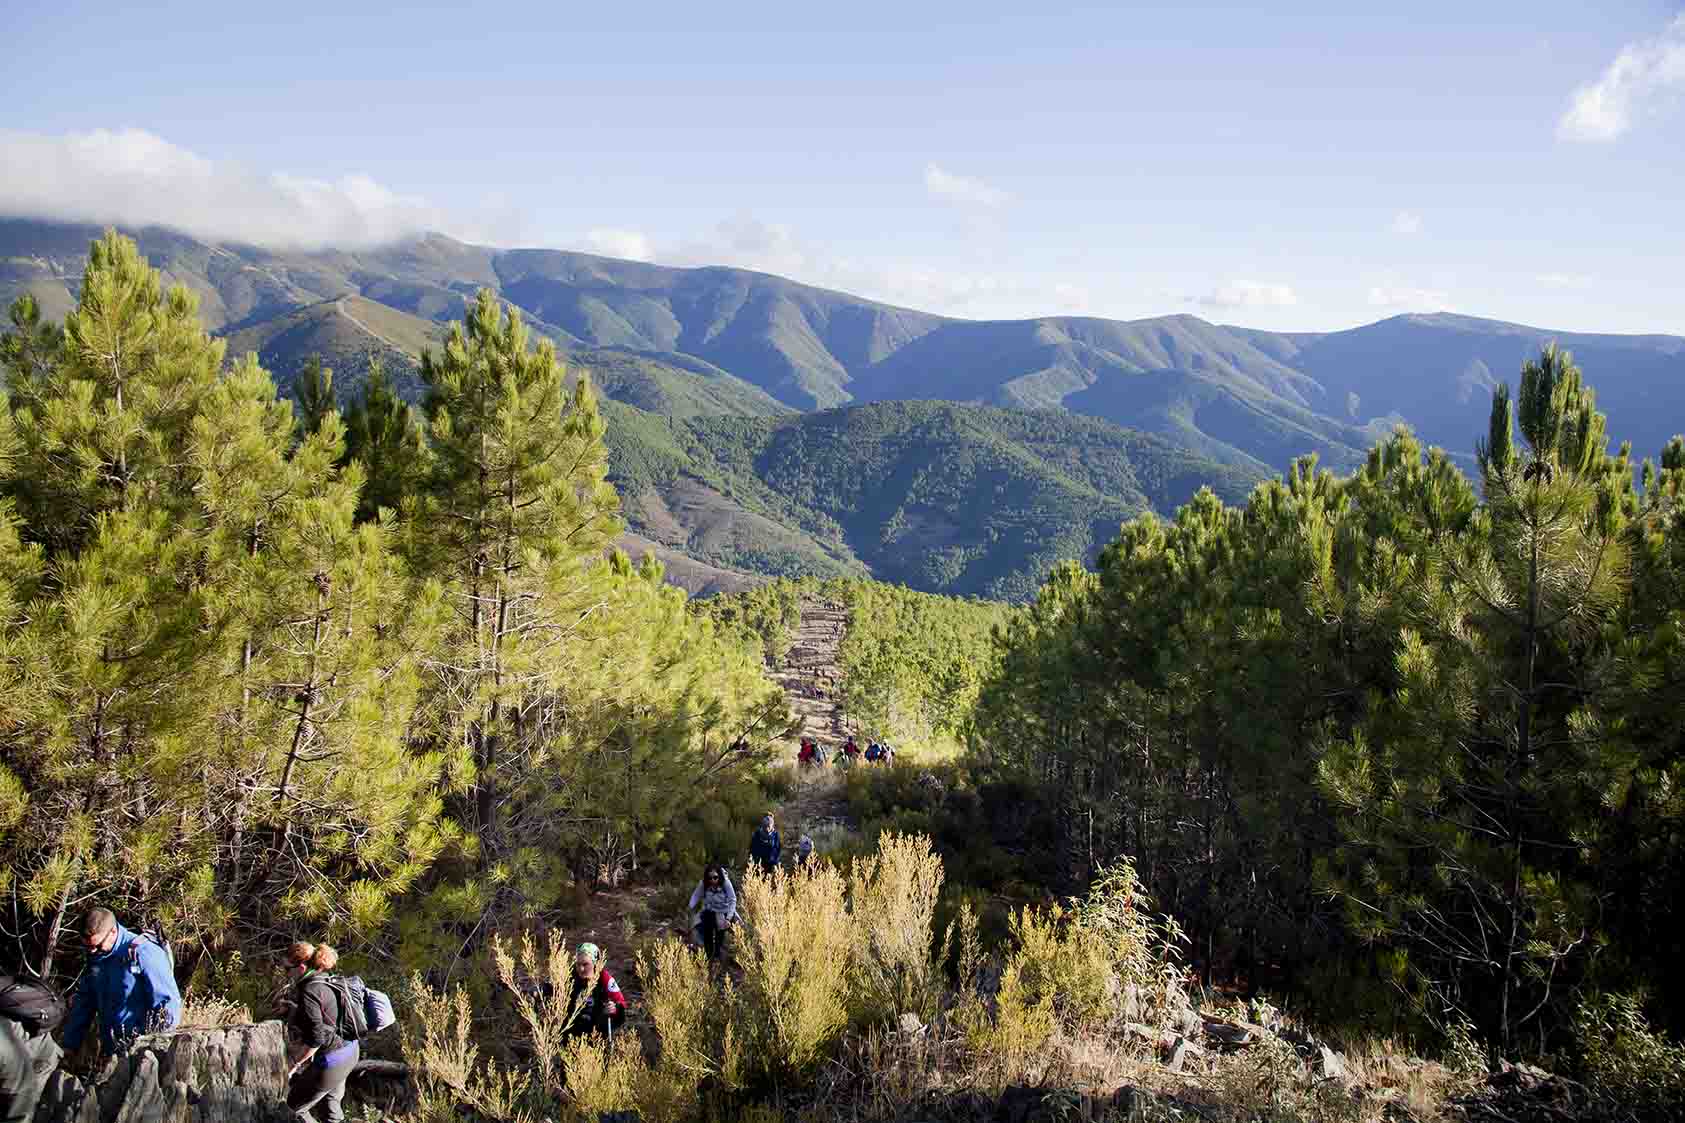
288, 980, 334, 1073
722, 874, 737, 921
601, 972, 626, 1019
687, 881, 703, 912
137, 942, 182, 1030
59, 971, 99, 1053
770, 831, 781, 864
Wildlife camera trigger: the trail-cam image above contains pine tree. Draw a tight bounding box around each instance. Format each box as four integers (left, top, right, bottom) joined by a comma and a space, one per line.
403, 289, 621, 867
3, 230, 223, 556
343, 355, 427, 521
290, 354, 336, 441
1320, 346, 1632, 1055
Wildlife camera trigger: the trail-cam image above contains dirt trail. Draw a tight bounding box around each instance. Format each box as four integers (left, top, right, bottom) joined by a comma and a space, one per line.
767, 597, 853, 748
765, 596, 860, 837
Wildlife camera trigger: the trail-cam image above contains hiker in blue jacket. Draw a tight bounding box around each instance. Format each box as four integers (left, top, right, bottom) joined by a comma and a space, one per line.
748, 813, 781, 874
60, 908, 181, 1057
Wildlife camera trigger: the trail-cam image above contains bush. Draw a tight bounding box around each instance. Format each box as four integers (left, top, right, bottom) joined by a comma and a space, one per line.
735, 862, 853, 1081
848, 831, 945, 1025
637, 935, 745, 1098
1572, 992, 1685, 1120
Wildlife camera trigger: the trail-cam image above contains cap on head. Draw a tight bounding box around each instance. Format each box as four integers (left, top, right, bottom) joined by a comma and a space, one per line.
575, 942, 600, 964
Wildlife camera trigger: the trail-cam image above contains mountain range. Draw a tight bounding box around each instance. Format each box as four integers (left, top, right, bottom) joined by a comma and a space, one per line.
4, 217, 1682, 596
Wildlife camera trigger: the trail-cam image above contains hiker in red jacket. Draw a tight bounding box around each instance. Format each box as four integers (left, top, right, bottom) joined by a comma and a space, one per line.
565, 944, 627, 1039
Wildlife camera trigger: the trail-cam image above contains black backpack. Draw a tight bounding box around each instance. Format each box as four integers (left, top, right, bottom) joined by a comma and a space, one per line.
323, 975, 370, 1041
0, 974, 66, 1036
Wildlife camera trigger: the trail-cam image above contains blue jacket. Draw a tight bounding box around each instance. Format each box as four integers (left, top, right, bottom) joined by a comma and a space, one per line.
749, 827, 781, 870
61, 925, 182, 1053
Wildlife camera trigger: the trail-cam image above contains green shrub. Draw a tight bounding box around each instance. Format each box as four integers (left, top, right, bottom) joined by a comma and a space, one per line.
1573, 992, 1685, 1120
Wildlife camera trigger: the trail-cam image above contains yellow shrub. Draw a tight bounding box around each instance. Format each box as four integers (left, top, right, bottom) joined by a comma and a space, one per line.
559, 1031, 645, 1122
400, 975, 535, 1123
966, 949, 1055, 1087
737, 861, 853, 1079
849, 831, 945, 1024
491, 929, 583, 1095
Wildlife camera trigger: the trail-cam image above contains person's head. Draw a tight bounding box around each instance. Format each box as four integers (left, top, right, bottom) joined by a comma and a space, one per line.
281, 940, 337, 979
798, 834, 814, 854
761, 813, 775, 831
703, 863, 725, 889
81, 908, 118, 955
574, 942, 600, 980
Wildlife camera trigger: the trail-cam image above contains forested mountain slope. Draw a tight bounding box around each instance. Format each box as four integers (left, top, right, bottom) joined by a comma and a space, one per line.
600, 399, 1262, 600
6, 218, 1681, 480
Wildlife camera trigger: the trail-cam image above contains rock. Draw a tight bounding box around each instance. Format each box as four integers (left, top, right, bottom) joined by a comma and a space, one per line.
1203, 1018, 1255, 1048
897, 1012, 927, 1038
1166, 1035, 1191, 1073
1315, 1044, 1348, 1083
38, 1022, 290, 1123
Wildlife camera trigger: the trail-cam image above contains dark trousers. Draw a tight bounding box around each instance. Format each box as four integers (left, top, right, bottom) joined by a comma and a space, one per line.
288, 1040, 360, 1123
699, 910, 726, 960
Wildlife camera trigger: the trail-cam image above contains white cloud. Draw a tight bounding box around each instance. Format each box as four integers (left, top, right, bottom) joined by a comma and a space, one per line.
1535, 272, 1592, 288
1390, 210, 1424, 235
924, 163, 1012, 209
1196, 279, 1299, 308
0, 128, 475, 249
582, 228, 653, 261
1559, 15, 1685, 141
1368, 285, 1454, 312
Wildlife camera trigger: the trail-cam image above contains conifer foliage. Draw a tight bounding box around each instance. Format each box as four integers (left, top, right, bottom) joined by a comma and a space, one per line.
976, 344, 1685, 1056
0, 233, 789, 989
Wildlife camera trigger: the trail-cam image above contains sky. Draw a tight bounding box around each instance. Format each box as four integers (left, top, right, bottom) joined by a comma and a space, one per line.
2, 0, 1683, 333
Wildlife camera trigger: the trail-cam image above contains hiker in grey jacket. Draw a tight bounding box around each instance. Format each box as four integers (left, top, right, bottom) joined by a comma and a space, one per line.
0, 1001, 60, 1123
688, 864, 737, 961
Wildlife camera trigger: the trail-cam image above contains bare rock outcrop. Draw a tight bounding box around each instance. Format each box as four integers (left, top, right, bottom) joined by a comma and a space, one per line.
36, 1023, 289, 1123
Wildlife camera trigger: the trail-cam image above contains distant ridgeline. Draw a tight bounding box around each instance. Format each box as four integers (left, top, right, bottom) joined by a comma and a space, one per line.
4, 217, 1682, 597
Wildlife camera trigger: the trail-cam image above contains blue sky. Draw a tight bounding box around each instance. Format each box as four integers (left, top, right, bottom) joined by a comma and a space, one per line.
3, 0, 1682, 332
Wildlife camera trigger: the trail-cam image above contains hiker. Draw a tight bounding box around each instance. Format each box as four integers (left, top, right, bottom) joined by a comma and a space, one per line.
748, 813, 781, 874
0, 974, 63, 1123
865, 741, 883, 763
879, 742, 896, 764
688, 863, 738, 961
60, 908, 181, 1059
282, 941, 360, 1123
565, 944, 627, 1039
793, 834, 816, 869
839, 738, 861, 768
797, 739, 819, 767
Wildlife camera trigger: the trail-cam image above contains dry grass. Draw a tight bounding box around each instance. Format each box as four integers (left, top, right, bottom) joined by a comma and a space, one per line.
175, 992, 252, 1029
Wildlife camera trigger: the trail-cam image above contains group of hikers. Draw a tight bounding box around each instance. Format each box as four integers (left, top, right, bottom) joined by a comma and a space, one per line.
0, 907, 640, 1123
686, 812, 818, 962
795, 735, 895, 768
2, 908, 182, 1123
0, 811, 822, 1123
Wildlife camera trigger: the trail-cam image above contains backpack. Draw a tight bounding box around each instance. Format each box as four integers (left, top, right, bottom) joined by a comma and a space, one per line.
363, 986, 396, 1034
322, 974, 396, 1040
322, 974, 370, 1041
127, 927, 175, 975
0, 974, 66, 1036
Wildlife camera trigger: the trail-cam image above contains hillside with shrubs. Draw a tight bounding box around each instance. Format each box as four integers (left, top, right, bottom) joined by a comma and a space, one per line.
3, 231, 1685, 1123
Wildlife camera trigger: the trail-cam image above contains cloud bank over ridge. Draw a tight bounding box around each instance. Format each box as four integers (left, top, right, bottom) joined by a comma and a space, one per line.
0, 128, 473, 250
